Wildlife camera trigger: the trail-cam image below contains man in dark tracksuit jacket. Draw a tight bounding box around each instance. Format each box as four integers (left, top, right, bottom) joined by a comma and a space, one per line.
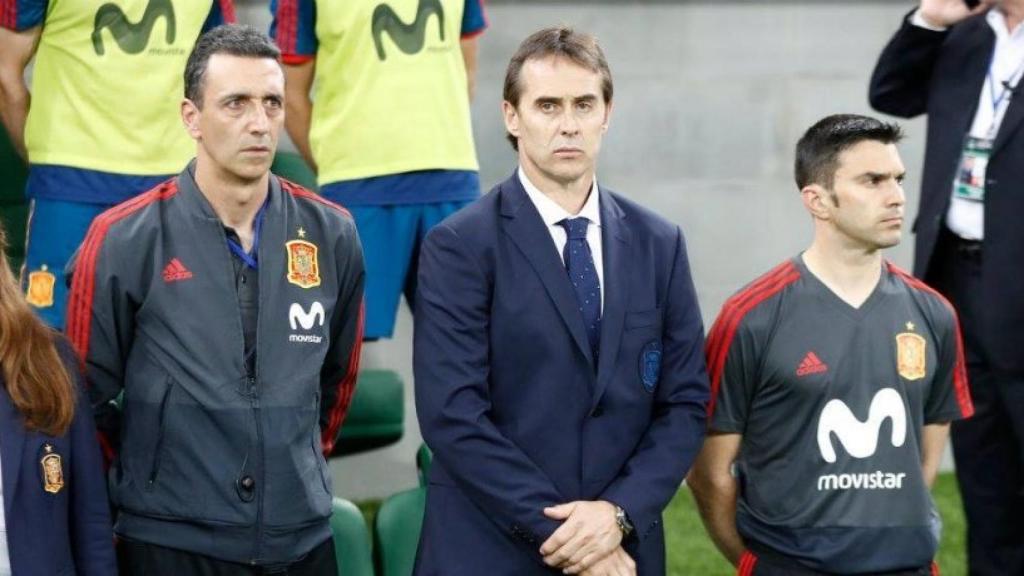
65, 26, 365, 574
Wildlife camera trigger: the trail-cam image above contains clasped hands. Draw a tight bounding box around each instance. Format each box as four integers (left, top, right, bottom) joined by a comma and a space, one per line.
539, 500, 636, 576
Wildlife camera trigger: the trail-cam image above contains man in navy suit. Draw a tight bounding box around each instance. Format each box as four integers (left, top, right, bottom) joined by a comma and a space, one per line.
413, 27, 709, 576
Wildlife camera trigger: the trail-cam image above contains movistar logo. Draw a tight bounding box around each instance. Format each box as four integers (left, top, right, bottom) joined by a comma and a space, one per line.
289, 301, 325, 331
92, 0, 177, 56
817, 388, 906, 463
371, 0, 445, 61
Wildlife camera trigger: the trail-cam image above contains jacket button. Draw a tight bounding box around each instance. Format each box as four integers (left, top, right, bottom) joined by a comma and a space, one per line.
240, 476, 255, 491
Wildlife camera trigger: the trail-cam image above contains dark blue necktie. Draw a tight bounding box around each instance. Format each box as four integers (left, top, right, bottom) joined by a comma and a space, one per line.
560, 217, 601, 362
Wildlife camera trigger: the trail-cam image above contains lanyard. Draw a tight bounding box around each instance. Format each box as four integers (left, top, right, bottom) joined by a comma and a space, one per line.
985, 44, 1024, 129
226, 198, 267, 270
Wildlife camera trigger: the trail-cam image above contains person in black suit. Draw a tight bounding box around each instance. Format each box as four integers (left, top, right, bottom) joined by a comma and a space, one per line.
871, 1, 1024, 574
0, 220, 116, 576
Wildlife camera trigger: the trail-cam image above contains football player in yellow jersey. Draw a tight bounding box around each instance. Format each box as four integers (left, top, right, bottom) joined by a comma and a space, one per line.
270, 0, 486, 340
0, 0, 234, 329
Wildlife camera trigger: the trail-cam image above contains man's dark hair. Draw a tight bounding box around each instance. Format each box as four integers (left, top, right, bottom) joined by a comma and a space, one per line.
184, 24, 281, 107
795, 114, 904, 190
503, 27, 613, 150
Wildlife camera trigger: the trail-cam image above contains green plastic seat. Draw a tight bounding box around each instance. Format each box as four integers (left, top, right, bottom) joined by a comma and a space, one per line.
335, 369, 405, 457
330, 497, 374, 576
271, 151, 318, 191
373, 486, 427, 576
416, 444, 432, 487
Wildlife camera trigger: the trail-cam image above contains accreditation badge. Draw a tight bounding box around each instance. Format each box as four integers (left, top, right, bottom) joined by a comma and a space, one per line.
953, 136, 993, 203
896, 327, 927, 381
40, 444, 64, 494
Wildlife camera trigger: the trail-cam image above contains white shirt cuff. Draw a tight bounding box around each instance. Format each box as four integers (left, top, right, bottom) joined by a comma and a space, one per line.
910, 8, 949, 32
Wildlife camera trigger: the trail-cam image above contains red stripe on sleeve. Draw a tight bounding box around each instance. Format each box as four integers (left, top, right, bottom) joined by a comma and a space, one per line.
705, 262, 800, 419
461, 0, 488, 39
737, 550, 757, 576
275, 0, 297, 55
887, 262, 974, 418
283, 176, 362, 455
219, 0, 236, 23
280, 178, 352, 217
96, 431, 116, 466
68, 181, 178, 360
706, 268, 786, 392
321, 301, 364, 455
282, 54, 314, 65
705, 261, 797, 382
2, 0, 15, 31
705, 261, 794, 357
66, 180, 178, 466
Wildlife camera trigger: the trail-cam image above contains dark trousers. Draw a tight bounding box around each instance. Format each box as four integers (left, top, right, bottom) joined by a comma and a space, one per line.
738, 550, 935, 576
117, 536, 337, 576
929, 228, 1024, 576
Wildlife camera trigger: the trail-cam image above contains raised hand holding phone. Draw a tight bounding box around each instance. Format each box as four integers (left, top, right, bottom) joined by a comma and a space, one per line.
919, 0, 994, 28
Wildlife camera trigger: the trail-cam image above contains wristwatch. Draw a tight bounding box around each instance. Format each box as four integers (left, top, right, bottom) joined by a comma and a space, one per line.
614, 505, 634, 536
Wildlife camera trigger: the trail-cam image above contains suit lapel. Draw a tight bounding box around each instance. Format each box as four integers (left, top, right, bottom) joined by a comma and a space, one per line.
951, 22, 996, 145
500, 175, 595, 366
0, 385, 27, 520
994, 80, 1024, 155
592, 189, 631, 409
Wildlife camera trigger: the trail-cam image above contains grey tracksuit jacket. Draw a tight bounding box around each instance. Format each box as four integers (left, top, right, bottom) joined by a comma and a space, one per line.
66, 164, 364, 565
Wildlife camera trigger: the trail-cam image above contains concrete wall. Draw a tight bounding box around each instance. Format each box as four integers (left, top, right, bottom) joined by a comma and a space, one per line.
239, 1, 934, 500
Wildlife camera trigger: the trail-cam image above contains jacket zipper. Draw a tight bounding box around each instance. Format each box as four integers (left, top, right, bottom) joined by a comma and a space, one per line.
251, 375, 265, 564
216, 209, 267, 565
251, 219, 266, 565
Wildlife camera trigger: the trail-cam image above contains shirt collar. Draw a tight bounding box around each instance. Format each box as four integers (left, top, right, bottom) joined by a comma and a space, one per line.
518, 166, 602, 229
988, 8, 1024, 39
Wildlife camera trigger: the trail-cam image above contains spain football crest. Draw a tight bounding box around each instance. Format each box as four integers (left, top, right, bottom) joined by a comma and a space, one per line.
639, 340, 662, 393
26, 266, 56, 308
286, 240, 321, 289
896, 329, 926, 381
40, 444, 64, 494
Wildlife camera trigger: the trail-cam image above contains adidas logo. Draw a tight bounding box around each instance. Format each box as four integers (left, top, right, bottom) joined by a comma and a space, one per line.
796, 351, 828, 377
162, 258, 193, 283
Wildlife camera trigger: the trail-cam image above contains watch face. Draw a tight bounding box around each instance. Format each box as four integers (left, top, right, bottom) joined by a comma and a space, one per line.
616, 507, 633, 534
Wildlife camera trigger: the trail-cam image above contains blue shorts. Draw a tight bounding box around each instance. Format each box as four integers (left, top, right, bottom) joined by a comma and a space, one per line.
22, 199, 112, 330
343, 201, 471, 339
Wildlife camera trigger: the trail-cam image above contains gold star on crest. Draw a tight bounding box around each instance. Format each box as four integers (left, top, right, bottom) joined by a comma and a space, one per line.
297, 227, 306, 239
906, 321, 915, 331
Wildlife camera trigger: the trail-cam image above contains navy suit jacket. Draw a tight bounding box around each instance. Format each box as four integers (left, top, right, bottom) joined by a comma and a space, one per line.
413, 174, 709, 575
0, 344, 116, 576
871, 10, 1024, 372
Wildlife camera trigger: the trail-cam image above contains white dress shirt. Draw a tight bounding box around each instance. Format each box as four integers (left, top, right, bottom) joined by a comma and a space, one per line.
518, 167, 605, 313
914, 8, 1024, 240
